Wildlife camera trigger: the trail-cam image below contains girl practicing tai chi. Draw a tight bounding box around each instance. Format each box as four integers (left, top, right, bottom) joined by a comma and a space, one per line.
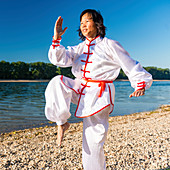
45, 9, 152, 170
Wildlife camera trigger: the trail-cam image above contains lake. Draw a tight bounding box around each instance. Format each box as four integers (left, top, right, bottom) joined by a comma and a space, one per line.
0, 81, 169, 133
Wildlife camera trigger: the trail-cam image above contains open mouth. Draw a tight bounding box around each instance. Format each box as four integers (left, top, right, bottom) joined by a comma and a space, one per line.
83, 29, 88, 33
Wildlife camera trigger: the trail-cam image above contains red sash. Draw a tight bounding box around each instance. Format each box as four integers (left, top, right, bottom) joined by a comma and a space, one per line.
83, 79, 113, 97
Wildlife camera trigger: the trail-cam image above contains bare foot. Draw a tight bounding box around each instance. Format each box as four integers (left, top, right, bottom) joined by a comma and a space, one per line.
57, 122, 70, 146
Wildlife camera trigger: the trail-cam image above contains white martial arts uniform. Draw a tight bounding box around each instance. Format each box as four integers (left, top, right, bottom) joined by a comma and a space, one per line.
45, 36, 152, 169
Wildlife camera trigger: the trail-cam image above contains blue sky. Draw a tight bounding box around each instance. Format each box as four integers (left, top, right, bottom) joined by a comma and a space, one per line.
0, 0, 169, 68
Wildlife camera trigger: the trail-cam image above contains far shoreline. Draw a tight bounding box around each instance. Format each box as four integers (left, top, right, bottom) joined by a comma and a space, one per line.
0, 79, 169, 82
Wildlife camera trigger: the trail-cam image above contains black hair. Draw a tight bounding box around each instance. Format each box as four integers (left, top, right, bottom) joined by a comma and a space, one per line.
78, 9, 106, 41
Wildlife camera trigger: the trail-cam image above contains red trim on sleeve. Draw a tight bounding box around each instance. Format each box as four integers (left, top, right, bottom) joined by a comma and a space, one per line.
52, 44, 60, 49
52, 36, 61, 49
52, 36, 61, 41
52, 40, 60, 43
137, 81, 146, 90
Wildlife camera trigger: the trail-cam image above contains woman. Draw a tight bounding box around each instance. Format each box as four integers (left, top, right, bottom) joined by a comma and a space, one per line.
45, 9, 152, 170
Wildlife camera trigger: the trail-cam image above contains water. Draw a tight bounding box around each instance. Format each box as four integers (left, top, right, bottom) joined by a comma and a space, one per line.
0, 81, 169, 133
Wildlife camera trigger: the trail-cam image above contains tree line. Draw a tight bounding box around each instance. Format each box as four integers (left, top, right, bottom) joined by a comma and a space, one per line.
0, 60, 169, 80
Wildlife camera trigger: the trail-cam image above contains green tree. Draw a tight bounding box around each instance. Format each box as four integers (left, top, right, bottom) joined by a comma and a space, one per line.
145, 67, 170, 80
0, 60, 169, 80
30, 62, 45, 79
29, 62, 59, 79
0, 61, 11, 79
60, 67, 75, 79
117, 69, 128, 79
10, 61, 29, 79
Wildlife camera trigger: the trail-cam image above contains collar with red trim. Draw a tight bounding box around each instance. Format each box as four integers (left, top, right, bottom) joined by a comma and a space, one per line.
85, 35, 103, 45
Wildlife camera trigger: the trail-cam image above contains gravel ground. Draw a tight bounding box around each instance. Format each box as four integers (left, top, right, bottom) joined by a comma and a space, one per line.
0, 105, 169, 170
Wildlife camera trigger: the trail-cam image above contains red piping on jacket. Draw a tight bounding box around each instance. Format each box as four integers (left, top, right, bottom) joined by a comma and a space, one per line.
86, 43, 95, 46
81, 44, 94, 78
86, 35, 100, 43
108, 85, 114, 105
75, 104, 111, 118
60, 76, 114, 118
81, 60, 92, 63
74, 81, 88, 116
60, 75, 79, 94
75, 83, 114, 118
80, 37, 101, 79
60, 36, 115, 118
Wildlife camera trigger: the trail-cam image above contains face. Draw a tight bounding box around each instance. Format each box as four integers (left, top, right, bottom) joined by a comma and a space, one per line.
80, 13, 97, 40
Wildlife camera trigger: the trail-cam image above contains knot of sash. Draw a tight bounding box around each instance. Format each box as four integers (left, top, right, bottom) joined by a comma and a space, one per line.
83, 79, 113, 97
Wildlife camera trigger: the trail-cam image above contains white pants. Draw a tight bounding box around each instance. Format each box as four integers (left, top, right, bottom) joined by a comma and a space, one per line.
45, 76, 110, 170
82, 107, 109, 170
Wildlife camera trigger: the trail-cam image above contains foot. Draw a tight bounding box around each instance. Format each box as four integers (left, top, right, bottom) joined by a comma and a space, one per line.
57, 122, 70, 146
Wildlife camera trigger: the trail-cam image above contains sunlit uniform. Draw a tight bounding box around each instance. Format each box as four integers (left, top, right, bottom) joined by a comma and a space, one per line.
45, 36, 152, 121
45, 35, 152, 170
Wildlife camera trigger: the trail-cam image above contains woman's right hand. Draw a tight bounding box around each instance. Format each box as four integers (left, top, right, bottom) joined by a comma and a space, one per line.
54, 16, 68, 40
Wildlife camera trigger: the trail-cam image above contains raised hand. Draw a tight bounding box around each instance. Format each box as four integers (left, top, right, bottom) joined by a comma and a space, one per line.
129, 88, 145, 98
54, 16, 68, 40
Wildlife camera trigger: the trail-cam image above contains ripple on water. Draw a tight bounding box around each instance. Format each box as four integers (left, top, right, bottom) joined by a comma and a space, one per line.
0, 81, 169, 133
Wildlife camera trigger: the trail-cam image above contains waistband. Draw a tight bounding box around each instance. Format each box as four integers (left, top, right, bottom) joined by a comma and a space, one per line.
83, 79, 113, 97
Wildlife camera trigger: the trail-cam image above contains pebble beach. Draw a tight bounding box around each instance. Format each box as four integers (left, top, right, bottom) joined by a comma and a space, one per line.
0, 105, 169, 170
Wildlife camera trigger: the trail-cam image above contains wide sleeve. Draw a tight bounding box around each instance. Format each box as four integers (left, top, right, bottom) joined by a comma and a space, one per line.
108, 39, 153, 90
48, 38, 79, 68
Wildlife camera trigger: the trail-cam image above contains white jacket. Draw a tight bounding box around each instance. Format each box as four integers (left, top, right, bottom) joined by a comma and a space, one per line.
48, 36, 153, 118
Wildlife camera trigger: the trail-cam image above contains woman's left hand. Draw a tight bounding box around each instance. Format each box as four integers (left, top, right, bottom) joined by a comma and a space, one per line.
129, 88, 145, 98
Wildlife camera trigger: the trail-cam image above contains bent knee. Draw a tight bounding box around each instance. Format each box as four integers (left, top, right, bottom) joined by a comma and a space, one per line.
47, 75, 64, 88
45, 75, 62, 94
51, 75, 62, 83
